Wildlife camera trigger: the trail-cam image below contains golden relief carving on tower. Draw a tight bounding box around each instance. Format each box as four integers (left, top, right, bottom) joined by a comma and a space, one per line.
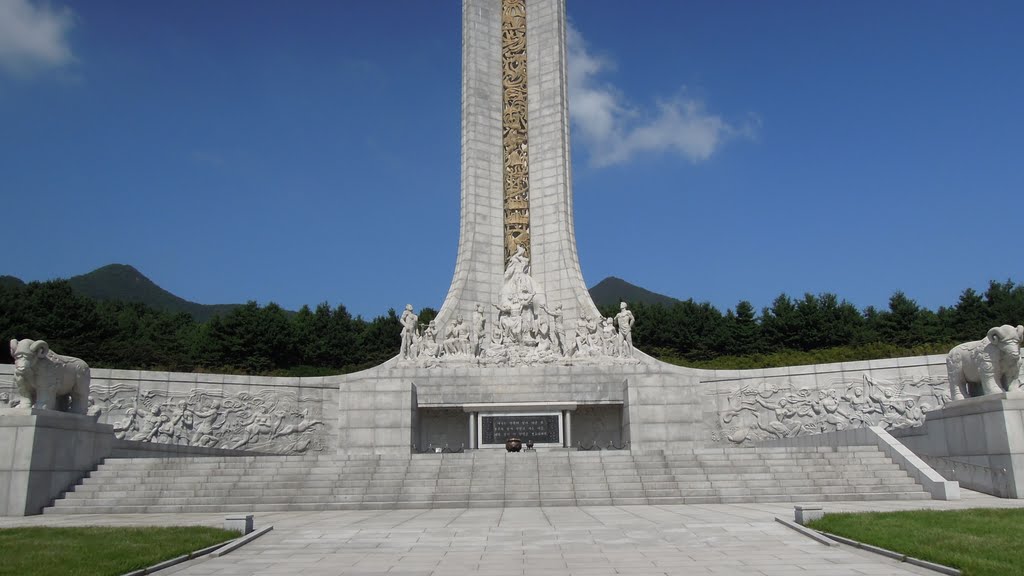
502, 0, 530, 265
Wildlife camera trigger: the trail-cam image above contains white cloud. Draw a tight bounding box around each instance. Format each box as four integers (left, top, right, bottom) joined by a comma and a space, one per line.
0, 0, 74, 75
567, 22, 754, 167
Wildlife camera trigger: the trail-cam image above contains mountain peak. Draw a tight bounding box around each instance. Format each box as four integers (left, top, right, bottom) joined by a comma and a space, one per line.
588, 277, 680, 308
67, 264, 238, 321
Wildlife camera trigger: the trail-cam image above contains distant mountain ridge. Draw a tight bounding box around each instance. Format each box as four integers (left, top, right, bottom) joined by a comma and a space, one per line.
3, 265, 679, 321
64, 264, 240, 322
0, 276, 25, 290
589, 276, 681, 308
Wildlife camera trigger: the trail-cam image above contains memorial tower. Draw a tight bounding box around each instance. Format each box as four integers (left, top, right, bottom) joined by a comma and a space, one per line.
437, 0, 599, 328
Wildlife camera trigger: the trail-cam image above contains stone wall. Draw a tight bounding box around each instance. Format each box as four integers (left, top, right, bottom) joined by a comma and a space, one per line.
1, 352, 952, 455
0, 366, 336, 456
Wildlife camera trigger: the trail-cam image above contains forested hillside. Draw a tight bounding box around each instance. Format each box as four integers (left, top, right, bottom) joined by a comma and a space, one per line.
1, 279, 1021, 375
0, 280, 415, 375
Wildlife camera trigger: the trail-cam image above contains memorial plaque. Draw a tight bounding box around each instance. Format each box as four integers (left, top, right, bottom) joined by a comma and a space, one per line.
481, 414, 560, 444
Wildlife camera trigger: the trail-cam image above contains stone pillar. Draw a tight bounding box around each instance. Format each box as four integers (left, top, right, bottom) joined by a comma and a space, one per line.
0, 409, 114, 516
563, 410, 572, 448
468, 412, 477, 449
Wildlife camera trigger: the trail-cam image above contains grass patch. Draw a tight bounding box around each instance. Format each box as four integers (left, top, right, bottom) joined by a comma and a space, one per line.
0, 526, 238, 576
806, 508, 1024, 576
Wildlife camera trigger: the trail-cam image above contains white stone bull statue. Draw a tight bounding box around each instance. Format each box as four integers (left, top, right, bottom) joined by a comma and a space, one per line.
946, 325, 1023, 400
9, 339, 91, 414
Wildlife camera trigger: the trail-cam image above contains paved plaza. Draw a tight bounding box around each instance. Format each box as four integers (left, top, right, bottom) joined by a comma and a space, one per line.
3, 491, 1022, 576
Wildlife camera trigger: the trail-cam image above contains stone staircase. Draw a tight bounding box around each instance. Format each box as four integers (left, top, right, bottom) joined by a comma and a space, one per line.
43, 446, 931, 514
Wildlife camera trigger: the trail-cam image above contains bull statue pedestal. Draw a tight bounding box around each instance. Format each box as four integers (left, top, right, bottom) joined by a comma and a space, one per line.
0, 408, 113, 515
892, 391, 1024, 499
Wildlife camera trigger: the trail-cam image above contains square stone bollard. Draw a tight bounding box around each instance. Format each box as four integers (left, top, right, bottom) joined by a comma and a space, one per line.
225, 514, 254, 534
794, 505, 823, 525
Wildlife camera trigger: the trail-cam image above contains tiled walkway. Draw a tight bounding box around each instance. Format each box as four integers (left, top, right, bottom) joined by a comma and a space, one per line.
3, 491, 1022, 576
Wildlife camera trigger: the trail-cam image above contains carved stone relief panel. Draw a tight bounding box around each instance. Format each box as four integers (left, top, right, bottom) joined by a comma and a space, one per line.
89, 383, 327, 454
711, 373, 951, 445
502, 0, 530, 264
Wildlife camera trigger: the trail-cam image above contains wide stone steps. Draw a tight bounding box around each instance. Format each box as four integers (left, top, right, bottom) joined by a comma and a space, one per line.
44, 446, 932, 514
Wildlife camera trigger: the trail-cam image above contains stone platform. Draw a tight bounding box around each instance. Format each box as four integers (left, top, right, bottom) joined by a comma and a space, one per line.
893, 391, 1024, 498
0, 409, 113, 516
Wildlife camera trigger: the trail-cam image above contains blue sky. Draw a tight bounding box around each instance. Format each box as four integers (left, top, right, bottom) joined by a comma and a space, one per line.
2, 0, 1021, 320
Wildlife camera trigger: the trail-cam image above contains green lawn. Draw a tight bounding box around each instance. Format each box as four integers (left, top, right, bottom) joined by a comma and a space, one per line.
807, 508, 1024, 576
0, 526, 239, 576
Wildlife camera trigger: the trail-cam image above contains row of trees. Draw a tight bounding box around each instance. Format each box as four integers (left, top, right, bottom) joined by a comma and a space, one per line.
2, 279, 1022, 374
599, 280, 1024, 362
0, 280, 427, 374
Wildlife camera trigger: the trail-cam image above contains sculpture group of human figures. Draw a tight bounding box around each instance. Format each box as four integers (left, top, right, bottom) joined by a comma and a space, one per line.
399, 247, 637, 365
399, 305, 480, 360
399, 301, 635, 364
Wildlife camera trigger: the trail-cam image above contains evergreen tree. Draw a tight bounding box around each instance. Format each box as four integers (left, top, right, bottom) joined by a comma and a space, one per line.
985, 280, 1024, 327
721, 300, 760, 356
761, 294, 800, 352
949, 288, 990, 340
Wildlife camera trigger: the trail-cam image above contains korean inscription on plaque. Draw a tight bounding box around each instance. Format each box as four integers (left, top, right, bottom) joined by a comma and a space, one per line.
481, 415, 560, 444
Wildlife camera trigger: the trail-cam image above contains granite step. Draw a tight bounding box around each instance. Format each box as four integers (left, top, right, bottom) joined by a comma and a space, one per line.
44, 444, 936, 513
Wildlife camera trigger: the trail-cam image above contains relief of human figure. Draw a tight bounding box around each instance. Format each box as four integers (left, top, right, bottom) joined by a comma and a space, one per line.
472, 304, 487, 357
504, 244, 530, 284
399, 304, 418, 360
232, 406, 273, 449
541, 304, 567, 356
114, 400, 141, 439
601, 317, 618, 356
615, 302, 635, 358
163, 400, 193, 445
811, 389, 848, 432
843, 385, 876, 415
132, 405, 168, 442
444, 315, 470, 356
419, 320, 440, 358
535, 319, 553, 353
494, 296, 528, 344
190, 400, 225, 447
455, 314, 470, 354
754, 396, 804, 438
572, 312, 599, 355
863, 375, 903, 417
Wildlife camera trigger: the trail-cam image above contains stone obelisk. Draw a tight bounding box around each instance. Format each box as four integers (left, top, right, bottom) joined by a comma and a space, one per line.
436, 0, 599, 327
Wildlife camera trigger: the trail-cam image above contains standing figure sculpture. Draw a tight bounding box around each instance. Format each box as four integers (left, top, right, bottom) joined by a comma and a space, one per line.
601, 317, 618, 356
946, 324, 1023, 400
472, 303, 487, 357
615, 302, 636, 358
542, 303, 566, 356
399, 304, 418, 360
9, 339, 90, 414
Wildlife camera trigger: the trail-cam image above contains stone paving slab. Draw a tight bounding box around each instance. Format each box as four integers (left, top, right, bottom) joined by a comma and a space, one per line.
2, 490, 1021, 575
